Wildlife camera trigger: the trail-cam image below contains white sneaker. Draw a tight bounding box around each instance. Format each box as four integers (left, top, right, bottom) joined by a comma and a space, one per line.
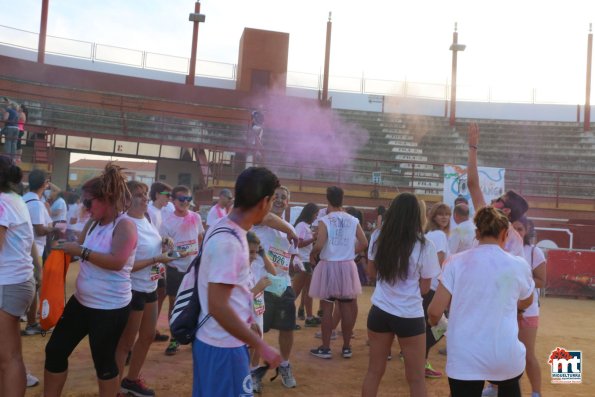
278, 364, 296, 388
26, 373, 39, 387
482, 384, 497, 397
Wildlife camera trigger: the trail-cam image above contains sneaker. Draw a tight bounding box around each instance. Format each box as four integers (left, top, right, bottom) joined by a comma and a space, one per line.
424, 362, 442, 378
23, 323, 43, 336
121, 377, 155, 397
482, 384, 498, 397
314, 330, 337, 340
251, 365, 269, 394
154, 331, 169, 342
297, 308, 305, 321
165, 339, 179, 356
341, 346, 352, 358
310, 346, 332, 359
278, 363, 297, 388
304, 317, 321, 327
26, 373, 39, 387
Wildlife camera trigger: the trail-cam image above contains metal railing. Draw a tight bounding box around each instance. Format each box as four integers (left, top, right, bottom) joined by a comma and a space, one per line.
0, 24, 584, 105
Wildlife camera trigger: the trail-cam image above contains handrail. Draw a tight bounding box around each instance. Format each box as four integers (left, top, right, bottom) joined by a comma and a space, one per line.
0, 23, 585, 105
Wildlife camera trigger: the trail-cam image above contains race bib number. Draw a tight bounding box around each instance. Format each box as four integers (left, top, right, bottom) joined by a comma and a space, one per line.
150, 264, 165, 281
253, 291, 265, 316
267, 246, 291, 273
176, 239, 198, 256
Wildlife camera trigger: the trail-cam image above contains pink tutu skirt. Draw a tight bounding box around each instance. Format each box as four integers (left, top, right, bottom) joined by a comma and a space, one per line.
309, 260, 362, 300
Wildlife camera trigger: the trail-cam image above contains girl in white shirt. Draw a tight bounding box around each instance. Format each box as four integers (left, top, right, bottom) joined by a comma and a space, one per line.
362, 192, 440, 397
0, 156, 40, 396
423, 202, 452, 378
45, 163, 138, 397
428, 206, 535, 397
309, 187, 367, 360
115, 181, 176, 396
511, 216, 546, 397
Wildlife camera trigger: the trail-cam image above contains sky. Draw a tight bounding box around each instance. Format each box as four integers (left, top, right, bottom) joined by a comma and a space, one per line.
1, 0, 595, 103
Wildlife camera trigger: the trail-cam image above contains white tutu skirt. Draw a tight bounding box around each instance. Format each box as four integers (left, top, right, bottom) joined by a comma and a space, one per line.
309, 260, 362, 300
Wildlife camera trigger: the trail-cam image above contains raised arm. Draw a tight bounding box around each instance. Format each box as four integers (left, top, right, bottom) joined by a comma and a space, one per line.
467, 123, 487, 210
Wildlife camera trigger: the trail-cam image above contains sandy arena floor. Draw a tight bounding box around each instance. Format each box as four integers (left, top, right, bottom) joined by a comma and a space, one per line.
22, 262, 593, 397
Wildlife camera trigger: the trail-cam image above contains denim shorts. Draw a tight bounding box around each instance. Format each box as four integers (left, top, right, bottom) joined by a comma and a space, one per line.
0, 277, 35, 317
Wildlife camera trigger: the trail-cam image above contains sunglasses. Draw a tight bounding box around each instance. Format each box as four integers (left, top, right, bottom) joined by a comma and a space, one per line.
158, 191, 171, 198
175, 195, 193, 203
82, 198, 95, 210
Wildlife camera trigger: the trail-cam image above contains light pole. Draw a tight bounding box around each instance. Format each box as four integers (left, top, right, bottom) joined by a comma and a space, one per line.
38, 0, 50, 63
449, 23, 466, 127
186, 2, 206, 86
321, 12, 332, 106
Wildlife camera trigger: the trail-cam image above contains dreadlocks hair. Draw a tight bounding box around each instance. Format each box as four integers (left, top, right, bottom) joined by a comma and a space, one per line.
82, 162, 131, 214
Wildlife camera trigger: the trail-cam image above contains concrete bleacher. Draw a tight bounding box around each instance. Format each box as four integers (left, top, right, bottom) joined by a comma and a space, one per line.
334, 109, 595, 198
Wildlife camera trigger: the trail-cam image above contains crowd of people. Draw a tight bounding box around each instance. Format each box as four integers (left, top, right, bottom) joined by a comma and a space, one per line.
0, 123, 547, 397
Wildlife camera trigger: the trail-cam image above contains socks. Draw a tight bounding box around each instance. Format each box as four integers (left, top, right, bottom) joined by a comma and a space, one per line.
280, 360, 289, 367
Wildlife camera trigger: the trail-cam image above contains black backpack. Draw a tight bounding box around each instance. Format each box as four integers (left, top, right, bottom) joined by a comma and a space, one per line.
169, 227, 241, 345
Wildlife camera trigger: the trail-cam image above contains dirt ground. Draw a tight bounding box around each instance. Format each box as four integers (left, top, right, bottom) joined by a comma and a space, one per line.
22, 262, 594, 397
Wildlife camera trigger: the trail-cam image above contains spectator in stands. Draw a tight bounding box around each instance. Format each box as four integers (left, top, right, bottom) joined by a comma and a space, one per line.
14, 104, 27, 164
2, 102, 20, 160
428, 206, 535, 397
22, 169, 57, 336
363, 192, 439, 397
159, 185, 204, 356
44, 163, 137, 397
147, 182, 173, 342
0, 155, 41, 396
206, 188, 233, 228
448, 203, 475, 254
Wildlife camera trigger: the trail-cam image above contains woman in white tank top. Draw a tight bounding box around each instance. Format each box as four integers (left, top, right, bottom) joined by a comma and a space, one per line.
44, 163, 138, 397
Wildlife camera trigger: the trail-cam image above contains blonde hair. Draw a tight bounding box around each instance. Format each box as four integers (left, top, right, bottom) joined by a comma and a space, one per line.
474, 206, 509, 239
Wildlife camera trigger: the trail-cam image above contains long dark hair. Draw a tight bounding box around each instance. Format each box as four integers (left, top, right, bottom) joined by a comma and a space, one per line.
294, 203, 319, 226
0, 155, 23, 193
375, 192, 425, 283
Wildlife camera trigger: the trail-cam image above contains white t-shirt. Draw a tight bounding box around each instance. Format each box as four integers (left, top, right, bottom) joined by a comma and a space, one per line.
320, 211, 358, 261
160, 211, 204, 272
252, 223, 298, 286
66, 203, 80, 230
522, 245, 546, 317
206, 204, 228, 227
367, 229, 380, 261
22, 191, 52, 256
471, 224, 525, 258
75, 215, 136, 309
370, 240, 440, 318
196, 219, 252, 348
0, 192, 34, 285
129, 215, 163, 293
440, 244, 534, 381
295, 221, 314, 262
425, 230, 450, 291
50, 197, 67, 222
147, 203, 163, 231
449, 219, 476, 254
311, 207, 327, 227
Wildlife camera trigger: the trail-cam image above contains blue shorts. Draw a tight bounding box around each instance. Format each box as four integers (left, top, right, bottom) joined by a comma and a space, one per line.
192, 338, 253, 397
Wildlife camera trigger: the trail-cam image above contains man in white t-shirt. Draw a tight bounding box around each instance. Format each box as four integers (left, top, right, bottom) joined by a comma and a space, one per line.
251, 186, 300, 390
21, 169, 58, 335
148, 181, 173, 342
194, 166, 281, 397
206, 188, 233, 228
148, 182, 173, 231
467, 123, 528, 258
448, 203, 476, 254
160, 185, 204, 355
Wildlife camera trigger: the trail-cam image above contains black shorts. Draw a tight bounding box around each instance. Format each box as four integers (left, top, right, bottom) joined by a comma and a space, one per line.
367, 305, 426, 338
130, 289, 158, 311
165, 266, 185, 297
263, 287, 296, 332
157, 277, 165, 289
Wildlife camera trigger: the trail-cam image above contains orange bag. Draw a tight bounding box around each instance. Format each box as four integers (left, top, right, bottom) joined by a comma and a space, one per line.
39, 249, 71, 332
